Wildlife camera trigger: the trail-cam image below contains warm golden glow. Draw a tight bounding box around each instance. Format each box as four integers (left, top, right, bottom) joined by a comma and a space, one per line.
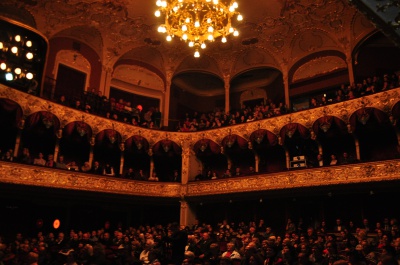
155, 0, 242, 57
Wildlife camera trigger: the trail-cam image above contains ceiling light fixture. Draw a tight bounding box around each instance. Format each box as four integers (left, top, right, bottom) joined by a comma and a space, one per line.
155, 0, 243, 57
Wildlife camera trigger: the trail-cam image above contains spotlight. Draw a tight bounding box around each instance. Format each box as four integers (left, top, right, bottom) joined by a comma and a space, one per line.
0, 63, 6, 70
11, 46, 18, 54
0, 42, 3, 49
26, 52, 34, 60
26, 40, 32, 47
15, 35, 21, 42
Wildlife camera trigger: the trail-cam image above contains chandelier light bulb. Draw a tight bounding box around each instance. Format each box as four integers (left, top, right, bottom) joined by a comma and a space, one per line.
173, 6, 179, 12
161, 1, 167, 7
229, 27, 234, 33
182, 34, 188, 40
232, 2, 238, 8
213, 0, 218, 4
229, 6, 234, 12
26, 40, 32, 47
0, 63, 6, 70
194, 21, 200, 27
11, 46, 18, 54
26, 72, 33, 80
188, 41, 194, 47
237, 14, 243, 21
155, 10, 161, 17
5, 72, 13, 81
208, 34, 214, 41
207, 18, 212, 23
185, 17, 190, 23
221, 36, 227, 43
233, 30, 239, 36
15, 35, 21, 42
208, 26, 214, 32
26, 52, 34, 60
166, 35, 172, 41
194, 50, 200, 57
201, 43, 206, 49
182, 25, 188, 31
156, 0, 162, 6
14, 68, 22, 75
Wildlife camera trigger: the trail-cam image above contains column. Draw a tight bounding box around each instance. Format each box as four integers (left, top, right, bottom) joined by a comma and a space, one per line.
13, 119, 25, 158
89, 136, 95, 166
283, 72, 290, 108
181, 144, 190, 185
99, 66, 113, 97
149, 149, 154, 178
346, 55, 355, 86
224, 74, 230, 114
162, 70, 173, 128
255, 154, 259, 173
119, 143, 125, 176
54, 129, 62, 162
285, 149, 290, 169
179, 199, 196, 227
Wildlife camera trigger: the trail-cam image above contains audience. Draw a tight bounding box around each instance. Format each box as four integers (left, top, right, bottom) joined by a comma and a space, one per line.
0, 216, 398, 265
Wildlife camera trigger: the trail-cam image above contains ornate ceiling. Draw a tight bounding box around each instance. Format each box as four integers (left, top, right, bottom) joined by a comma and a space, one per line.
0, 0, 380, 96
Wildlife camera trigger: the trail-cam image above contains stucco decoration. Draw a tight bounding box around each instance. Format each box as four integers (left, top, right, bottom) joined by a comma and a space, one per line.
52, 26, 104, 60
292, 56, 347, 82
0, 5, 37, 28
290, 30, 339, 62
119, 47, 164, 75
113, 65, 164, 91
175, 55, 221, 77
232, 49, 279, 77
352, 13, 375, 43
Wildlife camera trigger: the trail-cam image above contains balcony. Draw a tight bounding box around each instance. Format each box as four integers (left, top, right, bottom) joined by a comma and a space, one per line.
1, 84, 400, 202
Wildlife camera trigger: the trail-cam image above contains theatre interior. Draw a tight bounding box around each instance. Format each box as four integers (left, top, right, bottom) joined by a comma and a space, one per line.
0, 0, 400, 239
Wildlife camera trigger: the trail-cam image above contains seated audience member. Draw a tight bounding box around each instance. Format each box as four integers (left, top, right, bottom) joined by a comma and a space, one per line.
91, 161, 103, 175
316, 154, 326, 167
134, 169, 147, 181
1, 149, 14, 162
222, 169, 232, 178
211, 172, 218, 180
19, 147, 32, 164
248, 166, 255, 174
103, 163, 115, 176
81, 161, 92, 172
148, 172, 159, 181
55, 155, 68, 170
67, 161, 79, 171
340, 152, 355, 164
329, 154, 338, 165
170, 170, 180, 182
33, 152, 46, 166
124, 168, 136, 179
234, 167, 242, 177
45, 154, 55, 168
194, 170, 204, 181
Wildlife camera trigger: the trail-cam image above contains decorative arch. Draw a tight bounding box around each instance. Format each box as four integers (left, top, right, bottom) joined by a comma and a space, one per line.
288, 50, 347, 83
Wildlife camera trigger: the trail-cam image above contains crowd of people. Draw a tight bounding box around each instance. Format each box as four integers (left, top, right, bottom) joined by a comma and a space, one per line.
0, 216, 399, 265
176, 72, 400, 133
57, 89, 162, 130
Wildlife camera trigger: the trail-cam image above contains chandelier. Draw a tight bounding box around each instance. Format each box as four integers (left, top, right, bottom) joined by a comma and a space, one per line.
155, 0, 243, 57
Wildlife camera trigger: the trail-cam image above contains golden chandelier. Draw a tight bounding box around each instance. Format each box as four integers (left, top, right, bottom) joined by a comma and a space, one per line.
155, 0, 243, 57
